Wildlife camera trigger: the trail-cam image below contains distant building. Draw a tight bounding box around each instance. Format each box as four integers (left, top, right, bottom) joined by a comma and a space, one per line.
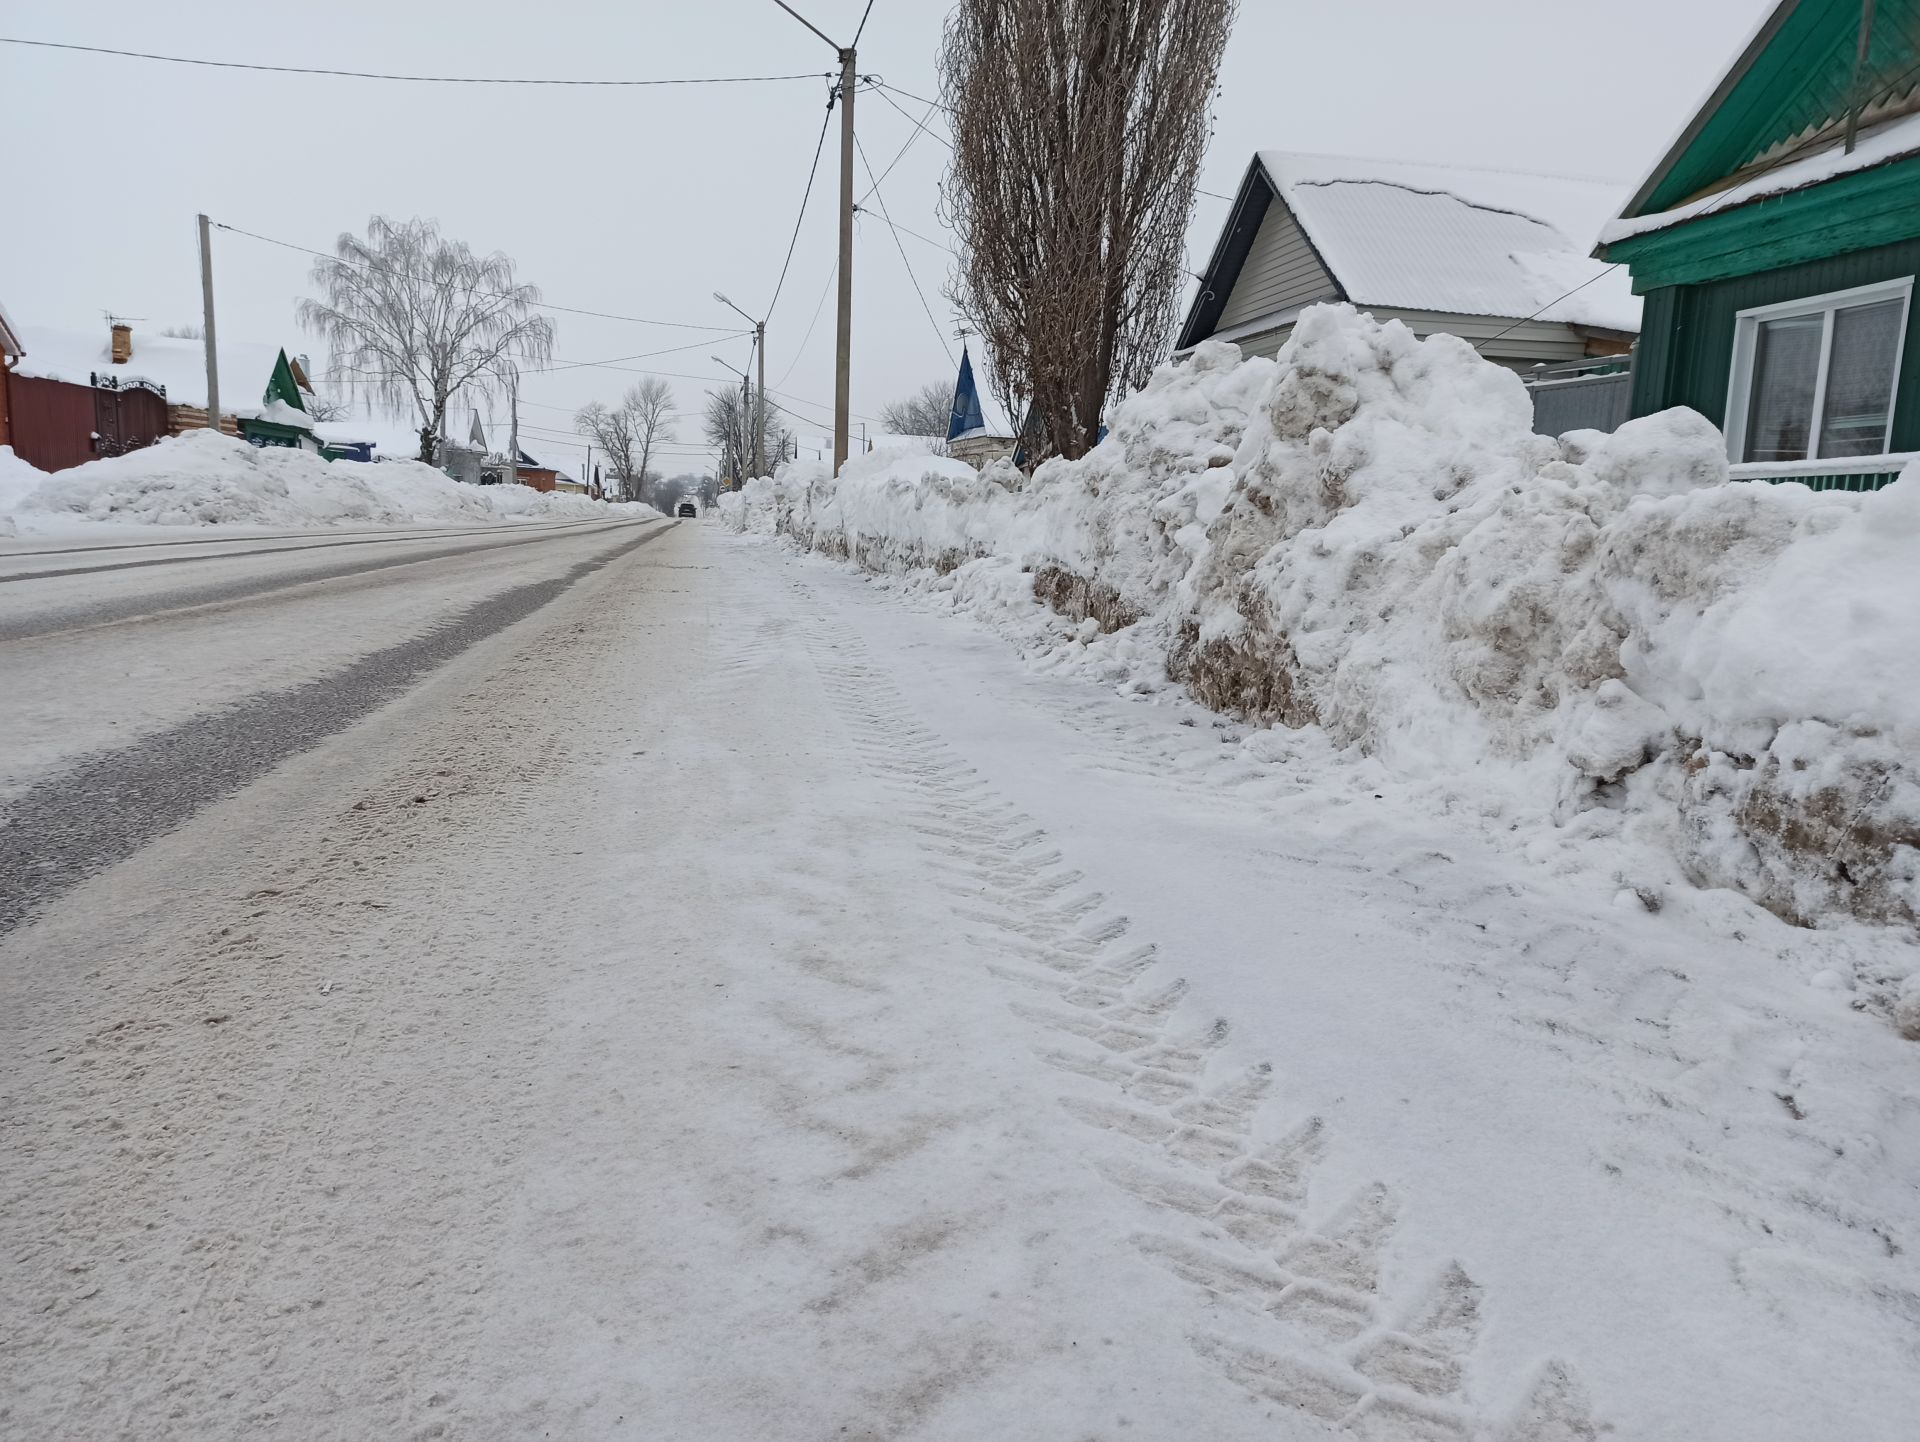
944, 345, 1016, 470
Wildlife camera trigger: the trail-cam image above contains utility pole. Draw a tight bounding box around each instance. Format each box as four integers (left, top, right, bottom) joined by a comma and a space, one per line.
771, 2, 859, 474
196, 214, 220, 437
833, 45, 855, 475
755, 319, 767, 478
506, 367, 520, 489
715, 291, 769, 479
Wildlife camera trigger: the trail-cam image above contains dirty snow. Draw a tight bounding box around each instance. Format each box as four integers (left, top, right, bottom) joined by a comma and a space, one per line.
725, 301, 1920, 972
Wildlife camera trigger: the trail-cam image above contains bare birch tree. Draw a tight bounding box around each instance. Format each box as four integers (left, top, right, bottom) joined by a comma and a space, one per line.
940, 0, 1235, 462
298, 216, 556, 463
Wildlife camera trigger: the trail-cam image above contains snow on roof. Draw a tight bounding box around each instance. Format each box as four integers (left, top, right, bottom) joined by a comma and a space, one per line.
11, 323, 298, 417
1255, 152, 1641, 333
1599, 109, 1920, 246
0, 299, 23, 356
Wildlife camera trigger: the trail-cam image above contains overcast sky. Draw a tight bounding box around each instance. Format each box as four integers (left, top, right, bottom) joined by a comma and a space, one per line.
1, 0, 1772, 472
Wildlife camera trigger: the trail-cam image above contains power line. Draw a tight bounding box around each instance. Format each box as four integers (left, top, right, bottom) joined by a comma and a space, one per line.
852, 0, 880, 47
874, 80, 946, 111
539, 332, 753, 374
775, 259, 840, 388
764, 87, 838, 325
870, 84, 952, 151
859, 89, 944, 203
212, 221, 740, 332
1, 36, 829, 87
854, 134, 954, 366
859, 208, 957, 257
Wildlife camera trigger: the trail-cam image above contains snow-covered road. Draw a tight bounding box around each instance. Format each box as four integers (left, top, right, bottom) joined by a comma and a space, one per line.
3, 523, 1915, 1440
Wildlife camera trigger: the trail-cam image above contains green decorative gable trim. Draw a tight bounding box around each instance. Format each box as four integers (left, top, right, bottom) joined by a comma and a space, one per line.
1629, 0, 1920, 216
1605, 152, 1920, 290
262, 348, 308, 412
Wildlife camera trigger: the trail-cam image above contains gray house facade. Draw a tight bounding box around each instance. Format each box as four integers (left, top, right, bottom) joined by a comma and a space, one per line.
1178, 152, 1641, 373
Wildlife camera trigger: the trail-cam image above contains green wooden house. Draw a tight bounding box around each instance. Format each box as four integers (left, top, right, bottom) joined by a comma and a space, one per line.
237, 349, 322, 454
1599, 0, 1920, 491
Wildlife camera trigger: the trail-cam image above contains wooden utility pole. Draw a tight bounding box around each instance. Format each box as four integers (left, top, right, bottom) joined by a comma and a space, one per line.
506, 367, 520, 488
754, 319, 767, 478
833, 45, 855, 474
771, 3, 857, 474
196, 214, 220, 436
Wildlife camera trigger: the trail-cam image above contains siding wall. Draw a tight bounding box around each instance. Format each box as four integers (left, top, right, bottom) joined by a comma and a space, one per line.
1228, 307, 1589, 367
0, 362, 11, 447
1629, 236, 1920, 454
1216, 202, 1339, 329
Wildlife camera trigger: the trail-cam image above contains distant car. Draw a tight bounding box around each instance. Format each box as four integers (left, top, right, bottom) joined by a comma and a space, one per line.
675, 500, 699, 518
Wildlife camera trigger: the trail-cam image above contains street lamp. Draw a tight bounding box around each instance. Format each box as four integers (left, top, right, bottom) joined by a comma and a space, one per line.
714, 291, 766, 480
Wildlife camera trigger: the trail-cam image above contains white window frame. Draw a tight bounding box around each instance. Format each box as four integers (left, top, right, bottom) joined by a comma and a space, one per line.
1723, 275, 1913, 463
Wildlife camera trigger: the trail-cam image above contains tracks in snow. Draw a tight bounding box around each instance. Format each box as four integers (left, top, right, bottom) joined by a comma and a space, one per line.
777, 558, 1603, 1442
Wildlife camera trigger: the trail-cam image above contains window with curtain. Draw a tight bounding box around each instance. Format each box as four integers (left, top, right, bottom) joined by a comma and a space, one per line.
1733, 282, 1909, 464
1743, 313, 1821, 462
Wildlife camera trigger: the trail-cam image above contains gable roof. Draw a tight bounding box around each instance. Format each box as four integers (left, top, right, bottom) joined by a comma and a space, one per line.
1180, 152, 1638, 349
1620, 0, 1920, 221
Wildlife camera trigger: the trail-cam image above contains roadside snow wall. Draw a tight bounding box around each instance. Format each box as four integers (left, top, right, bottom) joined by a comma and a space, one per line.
0, 430, 659, 529
741, 304, 1920, 932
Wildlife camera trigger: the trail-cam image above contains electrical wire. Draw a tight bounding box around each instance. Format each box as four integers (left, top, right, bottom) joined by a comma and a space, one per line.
539, 332, 753, 374
212, 221, 741, 332
774, 259, 839, 389
873, 80, 945, 111
854, 134, 954, 365
1, 36, 828, 87
858, 90, 944, 204
764, 87, 838, 326
870, 84, 952, 151
857, 208, 957, 257
852, 0, 879, 47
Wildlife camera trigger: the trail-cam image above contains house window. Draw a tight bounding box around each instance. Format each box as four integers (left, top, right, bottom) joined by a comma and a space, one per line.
1726, 278, 1911, 463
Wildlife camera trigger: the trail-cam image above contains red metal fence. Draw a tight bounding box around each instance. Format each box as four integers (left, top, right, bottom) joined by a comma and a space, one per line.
10, 372, 169, 472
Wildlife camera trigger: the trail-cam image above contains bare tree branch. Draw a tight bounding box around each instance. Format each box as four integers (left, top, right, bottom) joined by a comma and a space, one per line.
940, 0, 1234, 462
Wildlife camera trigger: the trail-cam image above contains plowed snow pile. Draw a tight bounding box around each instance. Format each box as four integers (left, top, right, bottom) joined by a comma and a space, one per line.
725, 303, 1920, 944
0, 430, 657, 530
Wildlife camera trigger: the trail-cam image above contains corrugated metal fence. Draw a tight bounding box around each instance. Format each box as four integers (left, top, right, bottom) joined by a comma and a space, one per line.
1526, 356, 1632, 437
10, 372, 169, 472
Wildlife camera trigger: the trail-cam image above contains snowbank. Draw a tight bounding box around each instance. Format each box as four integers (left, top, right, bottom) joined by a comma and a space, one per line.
754, 304, 1920, 940
0, 430, 657, 531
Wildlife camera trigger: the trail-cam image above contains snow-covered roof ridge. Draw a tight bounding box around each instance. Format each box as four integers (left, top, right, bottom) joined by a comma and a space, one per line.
1253, 151, 1640, 333
1600, 109, 1920, 246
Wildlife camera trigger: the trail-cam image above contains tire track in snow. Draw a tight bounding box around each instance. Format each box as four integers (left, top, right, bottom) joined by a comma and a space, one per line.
769, 552, 1604, 1442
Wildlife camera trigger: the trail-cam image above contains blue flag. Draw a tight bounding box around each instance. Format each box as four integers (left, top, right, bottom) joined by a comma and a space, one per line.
947, 346, 986, 441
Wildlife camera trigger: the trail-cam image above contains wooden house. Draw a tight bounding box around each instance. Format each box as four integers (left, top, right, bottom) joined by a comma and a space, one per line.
1176, 152, 1639, 372
0, 300, 23, 450
1598, 0, 1920, 492
511, 448, 560, 492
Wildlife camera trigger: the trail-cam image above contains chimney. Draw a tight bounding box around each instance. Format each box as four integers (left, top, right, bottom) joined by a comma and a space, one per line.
110, 322, 132, 365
